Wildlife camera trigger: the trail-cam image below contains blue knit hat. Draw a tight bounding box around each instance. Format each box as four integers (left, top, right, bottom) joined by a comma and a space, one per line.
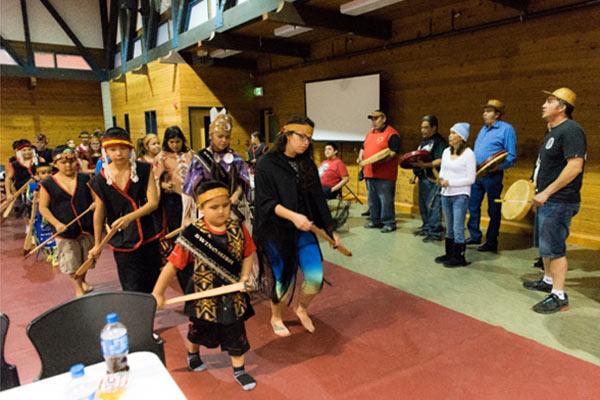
450, 123, 470, 142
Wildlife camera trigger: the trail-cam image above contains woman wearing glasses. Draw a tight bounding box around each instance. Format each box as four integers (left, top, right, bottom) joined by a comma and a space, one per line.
253, 116, 342, 337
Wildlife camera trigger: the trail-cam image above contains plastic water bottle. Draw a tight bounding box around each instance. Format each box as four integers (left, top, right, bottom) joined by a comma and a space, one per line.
100, 313, 129, 374
64, 364, 96, 400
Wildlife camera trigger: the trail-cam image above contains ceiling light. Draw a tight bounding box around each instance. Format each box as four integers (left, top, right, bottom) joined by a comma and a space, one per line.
209, 49, 242, 59
340, 0, 404, 16
273, 24, 313, 38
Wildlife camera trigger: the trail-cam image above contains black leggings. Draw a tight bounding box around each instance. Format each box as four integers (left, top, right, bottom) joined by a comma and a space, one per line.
113, 240, 161, 293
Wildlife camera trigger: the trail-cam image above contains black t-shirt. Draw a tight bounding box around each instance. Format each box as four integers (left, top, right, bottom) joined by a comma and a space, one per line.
414, 133, 447, 179
534, 119, 586, 203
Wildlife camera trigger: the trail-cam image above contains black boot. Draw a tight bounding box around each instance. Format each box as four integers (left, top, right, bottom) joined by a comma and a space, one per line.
444, 242, 469, 268
435, 238, 453, 264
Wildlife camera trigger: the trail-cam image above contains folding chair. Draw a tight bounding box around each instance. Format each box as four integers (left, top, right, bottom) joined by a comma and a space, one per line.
27, 291, 164, 379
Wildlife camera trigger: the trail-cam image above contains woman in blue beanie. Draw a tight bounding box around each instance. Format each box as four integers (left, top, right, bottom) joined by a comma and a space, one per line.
435, 123, 476, 267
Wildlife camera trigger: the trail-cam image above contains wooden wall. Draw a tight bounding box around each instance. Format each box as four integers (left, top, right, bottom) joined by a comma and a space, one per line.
0, 77, 103, 162
110, 61, 183, 145
257, 5, 600, 247
109, 61, 259, 155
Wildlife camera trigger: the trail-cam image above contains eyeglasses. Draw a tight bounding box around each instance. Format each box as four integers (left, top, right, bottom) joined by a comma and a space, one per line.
291, 131, 313, 143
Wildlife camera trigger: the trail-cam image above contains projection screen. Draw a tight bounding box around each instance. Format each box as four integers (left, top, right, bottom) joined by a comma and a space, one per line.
305, 73, 380, 142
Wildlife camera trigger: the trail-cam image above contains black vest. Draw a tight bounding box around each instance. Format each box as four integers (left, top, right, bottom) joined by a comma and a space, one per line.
89, 161, 163, 250
40, 174, 94, 239
10, 159, 34, 190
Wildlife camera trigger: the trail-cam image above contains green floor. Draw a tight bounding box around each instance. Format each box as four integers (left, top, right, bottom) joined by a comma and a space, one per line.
320, 204, 600, 366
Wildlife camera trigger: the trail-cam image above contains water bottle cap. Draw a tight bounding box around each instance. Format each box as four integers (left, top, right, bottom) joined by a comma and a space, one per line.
69, 363, 85, 378
106, 313, 119, 324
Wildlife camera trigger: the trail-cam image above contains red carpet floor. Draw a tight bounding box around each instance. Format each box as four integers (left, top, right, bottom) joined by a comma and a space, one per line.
2, 219, 600, 399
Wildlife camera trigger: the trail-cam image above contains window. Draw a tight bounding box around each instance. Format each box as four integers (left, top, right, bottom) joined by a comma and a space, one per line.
34, 52, 55, 68
145, 111, 157, 134
0, 48, 17, 65
124, 114, 130, 134
157, 22, 170, 46
188, 0, 210, 30
133, 39, 142, 59
56, 54, 91, 70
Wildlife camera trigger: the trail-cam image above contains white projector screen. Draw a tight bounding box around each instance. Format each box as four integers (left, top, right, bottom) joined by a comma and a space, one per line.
305, 73, 380, 142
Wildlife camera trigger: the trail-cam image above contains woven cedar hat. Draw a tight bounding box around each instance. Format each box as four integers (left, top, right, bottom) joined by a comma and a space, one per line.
542, 87, 576, 107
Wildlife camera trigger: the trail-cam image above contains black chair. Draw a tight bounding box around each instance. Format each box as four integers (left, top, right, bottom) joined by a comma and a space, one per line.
1, 313, 20, 391
27, 291, 165, 379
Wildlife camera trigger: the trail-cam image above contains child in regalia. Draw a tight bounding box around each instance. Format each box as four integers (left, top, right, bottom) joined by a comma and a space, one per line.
152, 181, 257, 391
6, 139, 40, 218
26, 162, 58, 266
88, 127, 163, 293
39, 146, 95, 296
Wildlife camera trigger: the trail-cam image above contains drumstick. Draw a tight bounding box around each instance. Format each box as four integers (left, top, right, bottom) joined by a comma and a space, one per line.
494, 199, 533, 203
23, 193, 39, 252
359, 148, 392, 167
310, 225, 352, 257
162, 226, 185, 241
2, 178, 35, 218
25, 204, 95, 258
164, 281, 249, 305
74, 223, 121, 277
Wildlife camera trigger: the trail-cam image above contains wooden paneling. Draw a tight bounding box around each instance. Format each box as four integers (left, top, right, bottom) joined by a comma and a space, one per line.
109, 62, 259, 155
110, 61, 183, 145
256, 6, 600, 246
0, 76, 103, 162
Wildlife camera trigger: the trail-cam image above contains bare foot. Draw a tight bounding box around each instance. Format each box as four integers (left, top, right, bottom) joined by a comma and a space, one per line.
74, 287, 85, 297
270, 319, 291, 337
294, 306, 315, 333
82, 281, 94, 293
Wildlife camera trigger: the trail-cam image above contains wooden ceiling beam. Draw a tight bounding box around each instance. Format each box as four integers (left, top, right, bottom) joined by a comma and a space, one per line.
263, 2, 391, 40
199, 32, 310, 58
489, 0, 529, 12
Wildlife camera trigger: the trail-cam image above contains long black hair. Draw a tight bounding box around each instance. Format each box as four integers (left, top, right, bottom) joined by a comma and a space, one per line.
162, 126, 189, 153
270, 116, 319, 192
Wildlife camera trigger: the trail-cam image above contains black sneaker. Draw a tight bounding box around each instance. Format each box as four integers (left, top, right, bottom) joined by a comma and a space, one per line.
523, 279, 552, 293
360, 210, 370, 217
532, 257, 544, 270
465, 238, 481, 245
477, 242, 497, 252
413, 229, 426, 236
364, 222, 383, 229
423, 235, 442, 242
532, 293, 569, 314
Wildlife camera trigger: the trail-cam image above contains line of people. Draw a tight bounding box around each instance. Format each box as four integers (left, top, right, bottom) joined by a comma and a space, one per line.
2, 113, 341, 391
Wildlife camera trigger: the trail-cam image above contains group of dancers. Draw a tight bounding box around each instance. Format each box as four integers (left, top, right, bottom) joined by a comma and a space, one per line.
2, 113, 339, 391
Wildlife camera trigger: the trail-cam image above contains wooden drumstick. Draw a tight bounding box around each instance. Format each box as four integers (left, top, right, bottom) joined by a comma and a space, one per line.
359, 148, 392, 167
23, 192, 39, 252
162, 226, 185, 241
2, 178, 34, 218
164, 281, 250, 305
74, 223, 121, 277
310, 225, 352, 257
494, 199, 533, 203
25, 204, 95, 258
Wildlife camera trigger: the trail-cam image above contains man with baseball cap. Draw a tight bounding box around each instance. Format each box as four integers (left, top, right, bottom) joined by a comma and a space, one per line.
359, 110, 401, 233
523, 87, 586, 314
466, 99, 517, 252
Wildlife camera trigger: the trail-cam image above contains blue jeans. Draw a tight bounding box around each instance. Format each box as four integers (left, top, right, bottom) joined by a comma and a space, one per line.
418, 178, 442, 237
366, 178, 396, 227
441, 195, 469, 244
467, 172, 503, 244
537, 201, 579, 259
